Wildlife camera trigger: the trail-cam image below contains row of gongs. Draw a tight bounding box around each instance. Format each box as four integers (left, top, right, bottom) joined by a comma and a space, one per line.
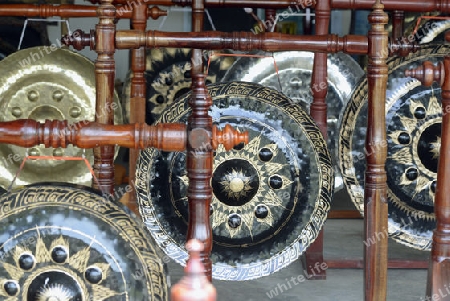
0, 20, 449, 296
131, 20, 450, 279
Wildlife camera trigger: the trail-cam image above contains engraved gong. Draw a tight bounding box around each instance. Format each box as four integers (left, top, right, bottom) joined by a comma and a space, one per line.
136, 81, 333, 280
121, 48, 234, 124
0, 183, 169, 300
221, 51, 363, 191
339, 44, 450, 250
416, 18, 450, 44
0, 46, 123, 190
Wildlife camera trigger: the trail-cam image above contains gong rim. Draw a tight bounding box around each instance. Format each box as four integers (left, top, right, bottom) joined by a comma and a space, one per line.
338, 44, 450, 250
0, 182, 168, 300
136, 81, 333, 280
0, 46, 123, 190
416, 18, 450, 44
121, 48, 234, 124
221, 51, 364, 191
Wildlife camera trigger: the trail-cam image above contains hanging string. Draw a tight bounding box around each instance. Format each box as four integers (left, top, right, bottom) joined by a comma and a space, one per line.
8, 151, 101, 193
411, 15, 450, 39
206, 52, 280, 85
206, 51, 284, 103
205, 9, 216, 31
19, 19, 71, 50
158, 7, 171, 30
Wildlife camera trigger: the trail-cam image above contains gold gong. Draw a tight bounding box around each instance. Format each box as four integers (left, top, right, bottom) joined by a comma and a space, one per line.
0, 46, 123, 189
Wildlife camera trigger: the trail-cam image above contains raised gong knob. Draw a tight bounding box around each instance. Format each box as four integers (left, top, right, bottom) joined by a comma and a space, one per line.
171, 239, 217, 301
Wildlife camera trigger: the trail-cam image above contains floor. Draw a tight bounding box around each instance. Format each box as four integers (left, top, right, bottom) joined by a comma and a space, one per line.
165, 191, 431, 301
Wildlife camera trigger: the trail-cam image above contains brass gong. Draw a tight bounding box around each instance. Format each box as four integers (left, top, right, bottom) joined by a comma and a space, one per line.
0, 183, 169, 300
121, 48, 234, 124
136, 81, 333, 280
221, 51, 364, 191
339, 44, 450, 250
0, 46, 123, 190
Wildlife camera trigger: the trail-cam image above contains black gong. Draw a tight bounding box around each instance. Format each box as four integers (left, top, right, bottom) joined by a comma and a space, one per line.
339, 44, 450, 250
0, 183, 169, 300
136, 81, 333, 280
121, 48, 234, 124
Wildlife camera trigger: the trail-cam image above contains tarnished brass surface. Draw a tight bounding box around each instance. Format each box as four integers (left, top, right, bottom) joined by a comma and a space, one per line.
0, 47, 123, 189
136, 81, 333, 280
339, 44, 450, 250
0, 183, 168, 300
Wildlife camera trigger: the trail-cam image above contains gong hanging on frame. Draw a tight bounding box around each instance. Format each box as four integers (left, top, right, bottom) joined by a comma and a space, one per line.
121, 47, 234, 124
0, 183, 169, 300
339, 44, 450, 251
221, 51, 364, 191
136, 81, 333, 281
0, 46, 123, 190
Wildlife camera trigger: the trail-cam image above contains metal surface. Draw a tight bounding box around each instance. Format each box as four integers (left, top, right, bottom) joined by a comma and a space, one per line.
136, 81, 333, 280
339, 44, 450, 251
221, 51, 364, 191
0, 183, 168, 300
417, 18, 450, 44
0, 46, 123, 190
122, 48, 234, 124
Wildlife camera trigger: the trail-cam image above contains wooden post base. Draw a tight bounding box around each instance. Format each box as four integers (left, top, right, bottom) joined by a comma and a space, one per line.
301, 230, 327, 280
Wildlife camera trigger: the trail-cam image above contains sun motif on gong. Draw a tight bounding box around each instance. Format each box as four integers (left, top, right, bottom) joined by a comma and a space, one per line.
0, 229, 120, 301
430, 136, 441, 159
177, 135, 296, 239
36, 284, 72, 301
388, 81, 441, 206
210, 135, 295, 239
219, 168, 253, 200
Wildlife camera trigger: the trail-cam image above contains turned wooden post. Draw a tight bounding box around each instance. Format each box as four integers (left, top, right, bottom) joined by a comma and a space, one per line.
66, 28, 371, 54
93, 0, 117, 194
128, 0, 148, 214
0, 3, 166, 19
171, 240, 217, 301
187, 0, 214, 281
331, 0, 450, 12
391, 10, 404, 40
364, 1, 389, 300
406, 58, 450, 301
302, 0, 331, 280
0, 119, 246, 152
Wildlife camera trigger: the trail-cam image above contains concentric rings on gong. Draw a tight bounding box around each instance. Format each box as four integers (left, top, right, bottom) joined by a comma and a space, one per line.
0, 183, 169, 300
0, 47, 123, 189
136, 81, 333, 280
121, 48, 234, 124
221, 51, 363, 191
339, 44, 450, 250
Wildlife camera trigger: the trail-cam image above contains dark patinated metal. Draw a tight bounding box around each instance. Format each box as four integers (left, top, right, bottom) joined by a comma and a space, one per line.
121, 48, 234, 124
136, 81, 333, 280
222, 51, 363, 191
0, 183, 169, 300
339, 44, 450, 250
